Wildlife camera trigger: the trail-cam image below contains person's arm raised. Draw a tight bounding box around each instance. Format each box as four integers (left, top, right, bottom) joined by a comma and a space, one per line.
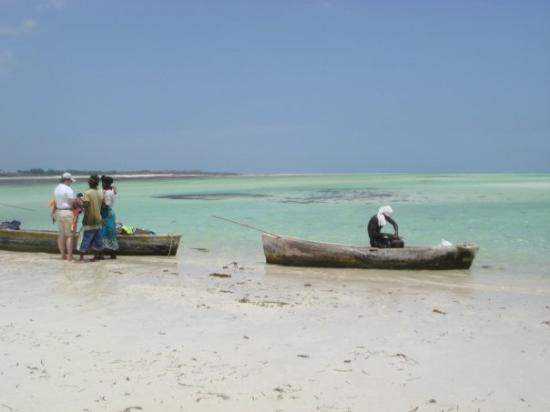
386, 216, 399, 236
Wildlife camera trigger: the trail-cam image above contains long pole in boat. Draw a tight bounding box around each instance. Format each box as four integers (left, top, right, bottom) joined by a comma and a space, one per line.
212, 215, 279, 237
0, 202, 37, 211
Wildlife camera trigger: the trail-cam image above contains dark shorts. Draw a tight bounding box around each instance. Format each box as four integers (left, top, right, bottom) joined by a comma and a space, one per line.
77, 228, 104, 253
370, 235, 404, 248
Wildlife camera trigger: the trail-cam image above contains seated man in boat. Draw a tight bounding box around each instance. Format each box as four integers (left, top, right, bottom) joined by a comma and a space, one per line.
367, 205, 404, 248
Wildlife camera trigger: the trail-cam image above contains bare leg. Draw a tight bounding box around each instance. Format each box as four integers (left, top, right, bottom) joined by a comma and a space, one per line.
57, 234, 67, 259
66, 235, 74, 261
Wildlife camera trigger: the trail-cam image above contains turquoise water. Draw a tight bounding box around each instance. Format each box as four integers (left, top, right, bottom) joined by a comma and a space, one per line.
1, 173, 549, 274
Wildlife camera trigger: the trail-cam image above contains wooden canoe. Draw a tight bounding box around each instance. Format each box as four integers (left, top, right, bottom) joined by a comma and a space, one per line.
262, 233, 479, 270
0, 228, 181, 256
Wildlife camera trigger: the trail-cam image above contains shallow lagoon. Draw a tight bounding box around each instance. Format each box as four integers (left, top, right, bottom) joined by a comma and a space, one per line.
1, 173, 549, 275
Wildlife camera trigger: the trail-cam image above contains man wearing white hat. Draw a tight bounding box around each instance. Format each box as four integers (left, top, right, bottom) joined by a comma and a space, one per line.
53, 172, 76, 260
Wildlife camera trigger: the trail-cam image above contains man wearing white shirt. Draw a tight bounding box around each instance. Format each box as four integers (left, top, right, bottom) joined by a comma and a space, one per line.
53, 172, 76, 261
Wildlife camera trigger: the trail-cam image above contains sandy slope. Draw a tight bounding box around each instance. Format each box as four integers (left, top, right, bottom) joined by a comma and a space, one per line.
0, 250, 549, 411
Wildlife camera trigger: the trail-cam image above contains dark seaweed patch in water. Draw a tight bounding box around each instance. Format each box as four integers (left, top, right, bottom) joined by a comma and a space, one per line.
280, 188, 399, 204
157, 193, 269, 200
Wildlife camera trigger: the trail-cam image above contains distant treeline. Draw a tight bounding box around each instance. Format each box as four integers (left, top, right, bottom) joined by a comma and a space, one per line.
0, 168, 236, 177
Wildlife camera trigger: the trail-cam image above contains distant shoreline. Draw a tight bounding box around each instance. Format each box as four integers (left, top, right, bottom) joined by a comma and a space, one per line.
0, 172, 238, 182
0, 171, 547, 183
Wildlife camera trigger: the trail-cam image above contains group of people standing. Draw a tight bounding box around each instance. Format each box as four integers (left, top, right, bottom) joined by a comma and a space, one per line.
52, 171, 402, 261
52, 172, 118, 262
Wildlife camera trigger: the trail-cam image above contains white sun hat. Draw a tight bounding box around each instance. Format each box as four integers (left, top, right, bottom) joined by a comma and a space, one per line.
61, 172, 76, 182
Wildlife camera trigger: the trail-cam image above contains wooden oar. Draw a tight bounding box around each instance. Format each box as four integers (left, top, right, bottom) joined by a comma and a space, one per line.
0, 202, 37, 212
212, 215, 279, 237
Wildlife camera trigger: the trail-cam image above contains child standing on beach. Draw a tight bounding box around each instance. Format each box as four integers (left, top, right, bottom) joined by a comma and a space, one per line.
71, 193, 84, 233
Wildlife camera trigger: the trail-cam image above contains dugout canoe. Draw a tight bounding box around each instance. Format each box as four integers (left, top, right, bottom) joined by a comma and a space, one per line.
0, 228, 181, 256
262, 233, 479, 270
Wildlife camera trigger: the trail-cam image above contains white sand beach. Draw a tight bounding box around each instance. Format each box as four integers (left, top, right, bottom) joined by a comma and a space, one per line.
1, 250, 549, 411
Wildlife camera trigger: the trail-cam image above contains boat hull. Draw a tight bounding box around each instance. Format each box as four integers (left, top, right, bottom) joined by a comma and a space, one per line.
0, 229, 181, 256
262, 234, 478, 270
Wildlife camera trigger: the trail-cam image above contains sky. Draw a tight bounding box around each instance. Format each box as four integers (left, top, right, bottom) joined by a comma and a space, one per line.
0, 0, 549, 173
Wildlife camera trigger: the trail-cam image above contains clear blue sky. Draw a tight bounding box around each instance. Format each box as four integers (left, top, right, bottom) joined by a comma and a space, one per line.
1, 0, 549, 173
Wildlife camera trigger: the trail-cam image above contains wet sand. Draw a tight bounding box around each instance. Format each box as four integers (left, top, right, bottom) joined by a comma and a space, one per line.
0, 250, 549, 411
